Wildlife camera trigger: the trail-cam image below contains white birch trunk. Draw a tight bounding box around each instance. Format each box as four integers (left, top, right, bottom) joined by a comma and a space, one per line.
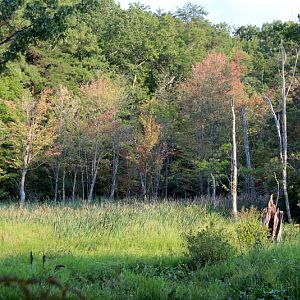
231, 98, 238, 218
280, 45, 292, 222
19, 168, 27, 205
19, 138, 31, 205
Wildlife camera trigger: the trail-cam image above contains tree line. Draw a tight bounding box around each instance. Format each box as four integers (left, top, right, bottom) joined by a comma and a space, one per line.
0, 0, 299, 218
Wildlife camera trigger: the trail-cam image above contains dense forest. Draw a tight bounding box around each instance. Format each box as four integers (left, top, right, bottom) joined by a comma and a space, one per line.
0, 0, 299, 218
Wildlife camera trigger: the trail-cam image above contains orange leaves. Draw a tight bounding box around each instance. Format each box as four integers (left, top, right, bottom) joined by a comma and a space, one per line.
183, 51, 248, 108
77, 77, 124, 145
185, 52, 228, 95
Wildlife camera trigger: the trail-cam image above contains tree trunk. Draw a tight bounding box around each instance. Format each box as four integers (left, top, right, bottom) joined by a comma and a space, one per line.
231, 98, 238, 218
164, 156, 169, 199
274, 172, 280, 206
140, 171, 147, 200
19, 142, 31, 205
19, 168, 27, 205
88, 132, 101, 202
262, 195, 284, 242
210, 173, 216, 208
54, 157, 61, 202
110, 141, 119, 200
81, 165, 85, 201
240, 106, 255, 197
264, 96, 284, 162
88, 170, 97, 202
72, 168, 77, 201
62, 165, 66, 202
153, 165, 160, 199
280, 45, 292, 222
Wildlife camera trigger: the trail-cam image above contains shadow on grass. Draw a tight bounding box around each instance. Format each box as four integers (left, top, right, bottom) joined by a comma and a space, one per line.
1, 242, 300, 299
0, 252, 189, 299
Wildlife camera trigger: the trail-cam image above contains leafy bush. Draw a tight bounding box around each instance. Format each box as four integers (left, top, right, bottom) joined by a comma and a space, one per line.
235, 208, 269, 253
185, 225, 233, 268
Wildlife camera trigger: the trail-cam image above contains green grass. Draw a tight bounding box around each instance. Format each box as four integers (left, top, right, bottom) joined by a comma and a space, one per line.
0, 201, 299, 299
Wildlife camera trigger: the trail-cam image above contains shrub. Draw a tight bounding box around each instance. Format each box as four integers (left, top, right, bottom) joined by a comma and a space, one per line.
235, 208, 269, 253
185, 225, 233, 268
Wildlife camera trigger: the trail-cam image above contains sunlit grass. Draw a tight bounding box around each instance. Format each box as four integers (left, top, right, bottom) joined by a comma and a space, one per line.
0, 201, 299, 299
0, 201, 212, 259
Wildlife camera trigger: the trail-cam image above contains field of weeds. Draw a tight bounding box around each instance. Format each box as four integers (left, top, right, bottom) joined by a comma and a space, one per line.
0, 201, 299, 299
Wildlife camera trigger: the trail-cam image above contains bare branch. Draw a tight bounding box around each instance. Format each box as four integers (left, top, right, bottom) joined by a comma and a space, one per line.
285, 50, 299, 98
263, 95, 283, 164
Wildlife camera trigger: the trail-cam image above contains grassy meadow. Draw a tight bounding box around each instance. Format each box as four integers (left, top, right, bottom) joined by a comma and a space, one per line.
0, 200, 299, 299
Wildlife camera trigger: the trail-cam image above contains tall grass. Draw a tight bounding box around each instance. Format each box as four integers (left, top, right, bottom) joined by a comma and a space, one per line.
0, 201, 299, 299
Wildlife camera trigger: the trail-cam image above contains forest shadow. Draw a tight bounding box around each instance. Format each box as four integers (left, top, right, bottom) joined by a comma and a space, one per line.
0, 251, 189, 299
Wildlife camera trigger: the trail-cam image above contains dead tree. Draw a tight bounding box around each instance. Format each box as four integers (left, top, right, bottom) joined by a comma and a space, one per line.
263, 45, 298, 223
231, 98, 238, 218
262, 195, 284, 242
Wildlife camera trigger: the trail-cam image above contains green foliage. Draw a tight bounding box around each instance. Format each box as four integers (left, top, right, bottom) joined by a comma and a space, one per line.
0, 0, 299, 211
0, 73, 23, 100
185, 224, 234, 267
236, 208, 269, 253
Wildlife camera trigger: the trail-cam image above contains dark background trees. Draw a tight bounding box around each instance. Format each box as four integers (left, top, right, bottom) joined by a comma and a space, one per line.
0, 0, 299, 218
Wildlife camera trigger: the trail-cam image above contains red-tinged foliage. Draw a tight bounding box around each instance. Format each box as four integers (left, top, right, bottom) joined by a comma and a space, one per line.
182, 51, 249, 108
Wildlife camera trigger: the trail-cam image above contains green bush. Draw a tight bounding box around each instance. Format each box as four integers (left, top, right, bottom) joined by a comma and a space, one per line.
235, 208, 269, 253
185, 225, 233, 268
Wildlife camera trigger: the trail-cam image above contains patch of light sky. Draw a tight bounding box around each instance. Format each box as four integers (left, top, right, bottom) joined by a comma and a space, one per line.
117, 0, 300, 28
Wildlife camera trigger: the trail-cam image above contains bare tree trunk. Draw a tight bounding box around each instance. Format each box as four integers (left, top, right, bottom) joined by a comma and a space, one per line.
19, 142, 31, 205
154, 170, 160, 199
210, 173, 216, 208
240, 106, 255, 197
263, 96, 284, 163
88, 171, 97, 202
54, 157, 61, 202
164, 156, 169, 199
62, 165, 66, 202
274, 172, 280, 206
231, 98, 238, 218
72, 168, 77, 201
110, 141, 119, 200
263, 44, 298, 223
88, 142, 101, 202
85, 156, 89, 199
20, 168, 27, 205
280, 45, 292, 223
81, 165, 85, 201
88, 123, 102, 202
153, 161, 160, 199
140, 171, 147, 200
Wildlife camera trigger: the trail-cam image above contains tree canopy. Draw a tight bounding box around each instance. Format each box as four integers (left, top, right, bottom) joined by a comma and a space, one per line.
0, 0, 299, 218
